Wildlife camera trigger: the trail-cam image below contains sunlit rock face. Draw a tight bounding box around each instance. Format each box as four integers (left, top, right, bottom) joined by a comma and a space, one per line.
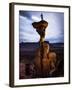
34, 42, 57, 77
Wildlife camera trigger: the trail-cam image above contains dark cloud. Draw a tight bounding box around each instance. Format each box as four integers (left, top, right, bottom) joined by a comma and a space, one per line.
19, 11, 32, 20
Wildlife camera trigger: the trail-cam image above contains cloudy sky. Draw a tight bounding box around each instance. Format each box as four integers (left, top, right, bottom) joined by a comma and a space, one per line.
19, 11, 64, 43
